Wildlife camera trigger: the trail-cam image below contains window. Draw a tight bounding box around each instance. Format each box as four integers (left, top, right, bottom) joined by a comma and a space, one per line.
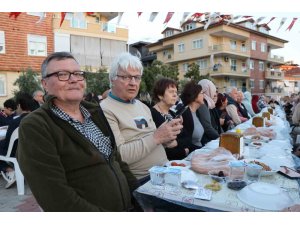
230, 59, 237, 71
197, 59, 208, 69
192, 39, 203, 49
183, 63, 189, 72
54, 33, 70, 52
261, 43, 266, 52
249, 60, 254, 70
241, 42, 246, 52
27, 34, 47, 56
230, 40, 237, 50
165, 30, 173, 37
66, 12, 87, 29
0, 74, 6, 96
259, 80, 264, 89
250, 79, 254, 89
102, 23, 116, 33
178, 43, 185, 53
230, 79, 237, 87
0, 31, 5, 54
184, 23, 195, 31
259, 61, 265, 71
251, 41, 256, 50
245, 22, 255, 29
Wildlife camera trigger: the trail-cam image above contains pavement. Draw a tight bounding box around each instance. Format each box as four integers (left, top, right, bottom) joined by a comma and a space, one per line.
0, 175, 41, 212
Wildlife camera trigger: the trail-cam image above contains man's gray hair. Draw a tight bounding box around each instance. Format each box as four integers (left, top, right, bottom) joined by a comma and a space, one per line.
225, 87, 237, 95
109, 52, 143, 87
41, 52, 78, 78
32, 90, 44, 97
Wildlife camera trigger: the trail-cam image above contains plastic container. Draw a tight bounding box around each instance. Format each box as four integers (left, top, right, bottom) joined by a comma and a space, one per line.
149, 166, 166, 185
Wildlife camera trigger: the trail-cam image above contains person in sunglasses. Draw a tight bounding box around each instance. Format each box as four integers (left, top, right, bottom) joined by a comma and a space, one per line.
18, 52, 139, 212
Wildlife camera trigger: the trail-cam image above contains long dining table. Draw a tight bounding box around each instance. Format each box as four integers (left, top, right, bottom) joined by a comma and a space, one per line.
133, 106, 300, 211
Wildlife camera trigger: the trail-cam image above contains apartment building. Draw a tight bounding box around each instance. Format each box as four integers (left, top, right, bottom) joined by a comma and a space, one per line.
0, 12, 128, 104
147, 18, 287, 94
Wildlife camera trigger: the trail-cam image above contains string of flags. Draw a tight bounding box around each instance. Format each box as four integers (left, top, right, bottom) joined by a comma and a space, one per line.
7, 12, 300, 32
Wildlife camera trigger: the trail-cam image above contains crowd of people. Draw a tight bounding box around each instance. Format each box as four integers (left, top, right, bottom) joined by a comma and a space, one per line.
1, 51, 300, 211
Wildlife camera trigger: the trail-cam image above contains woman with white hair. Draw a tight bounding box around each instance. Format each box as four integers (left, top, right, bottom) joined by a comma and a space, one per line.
242, 91, 256, 117
197, 79, 222, 145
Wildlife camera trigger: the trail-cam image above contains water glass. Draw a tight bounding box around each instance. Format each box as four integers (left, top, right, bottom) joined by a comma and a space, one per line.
246, 163, 263, 183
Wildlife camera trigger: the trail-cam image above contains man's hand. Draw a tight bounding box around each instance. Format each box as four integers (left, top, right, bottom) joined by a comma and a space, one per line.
153, 118, 183, 145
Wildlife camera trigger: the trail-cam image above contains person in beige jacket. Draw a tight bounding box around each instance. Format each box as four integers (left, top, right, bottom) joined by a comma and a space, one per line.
101, 52, 182, 183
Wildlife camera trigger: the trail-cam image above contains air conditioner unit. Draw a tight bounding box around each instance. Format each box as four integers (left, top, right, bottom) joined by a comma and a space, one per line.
224, 56, 229, 62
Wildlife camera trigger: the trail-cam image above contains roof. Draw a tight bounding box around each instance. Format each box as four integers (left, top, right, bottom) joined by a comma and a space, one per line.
161, 27, 182, 34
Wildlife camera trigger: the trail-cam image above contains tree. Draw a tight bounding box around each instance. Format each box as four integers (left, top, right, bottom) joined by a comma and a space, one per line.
184, 62, 211, 83
85, 68, 110, 95
13, 68, 42, 96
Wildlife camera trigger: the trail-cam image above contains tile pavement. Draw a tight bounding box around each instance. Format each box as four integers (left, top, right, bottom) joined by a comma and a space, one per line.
0, 176, 41, 212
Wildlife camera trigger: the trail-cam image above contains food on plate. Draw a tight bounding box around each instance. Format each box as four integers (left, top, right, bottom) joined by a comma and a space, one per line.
249, 160, 272, 171
251, 142, 263, 147
205, 181, 221, 191
243, 127, 276, 139
251, 135, 261, 141
170, 162, 186, 167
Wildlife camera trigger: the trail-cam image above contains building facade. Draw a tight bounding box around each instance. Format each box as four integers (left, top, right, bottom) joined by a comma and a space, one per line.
147, 18, 287, 95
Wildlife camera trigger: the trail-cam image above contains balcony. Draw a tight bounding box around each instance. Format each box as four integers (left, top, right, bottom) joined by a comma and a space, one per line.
265, 69, 284, 80
204, 65, 250, 78
267, 54, 284, 63
209, 44, 250, 58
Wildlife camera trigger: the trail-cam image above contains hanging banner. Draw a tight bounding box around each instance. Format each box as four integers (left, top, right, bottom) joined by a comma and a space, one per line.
9, 12, 21, 19
163, 12, 174, 24
117, 12, 124, 25
149, 12, 158, 22
277, 17, 287, 32
266, 17, 276, 25
137, 12, 142, 17
286, 18, 298, 31
181, 12, 190, 22
36, 12, 46, 23
60, 12, 67, 27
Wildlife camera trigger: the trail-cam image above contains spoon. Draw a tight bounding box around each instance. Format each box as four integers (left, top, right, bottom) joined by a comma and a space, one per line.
181, 180, 199, 190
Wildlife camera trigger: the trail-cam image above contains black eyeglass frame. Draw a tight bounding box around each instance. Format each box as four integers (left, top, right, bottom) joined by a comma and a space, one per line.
44, 71, 86, 81
116, 74, 142, 82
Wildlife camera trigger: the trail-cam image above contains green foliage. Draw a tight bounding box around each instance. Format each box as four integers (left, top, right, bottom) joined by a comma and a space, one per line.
142, 60, 179, 94
13, 68, 42, 96
184, 63, 201, 81
85, 68, 110, 95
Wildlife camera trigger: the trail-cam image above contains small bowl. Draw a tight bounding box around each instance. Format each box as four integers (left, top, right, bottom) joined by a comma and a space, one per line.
208, 170, 228, 183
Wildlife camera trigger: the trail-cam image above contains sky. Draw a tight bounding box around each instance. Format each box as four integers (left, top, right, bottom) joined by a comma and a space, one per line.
113, 12, 300, 64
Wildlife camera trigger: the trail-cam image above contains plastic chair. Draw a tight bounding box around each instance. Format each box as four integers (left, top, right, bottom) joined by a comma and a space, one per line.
0, 127, 24, 195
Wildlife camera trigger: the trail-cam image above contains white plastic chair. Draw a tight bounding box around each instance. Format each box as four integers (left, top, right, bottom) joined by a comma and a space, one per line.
0, 127, 24, 195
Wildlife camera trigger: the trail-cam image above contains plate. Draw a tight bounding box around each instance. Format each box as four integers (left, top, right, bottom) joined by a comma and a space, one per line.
166, 160, 191, 168
244, 159, 277, 177
237, 182, 294, 211
244, 135, 270, 142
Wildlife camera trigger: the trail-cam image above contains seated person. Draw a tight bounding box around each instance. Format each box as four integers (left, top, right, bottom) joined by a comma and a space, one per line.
242, 91, 256, 117
151, 78, 193, 160
215, 93, 234, 132
197, 79, 222, 145
32, 90, 45, 107
101, 52, 183, 184
237, 91, 250, 120
0, 98, 17, 126
180, 81, 205, 150
0, 92, 36, 188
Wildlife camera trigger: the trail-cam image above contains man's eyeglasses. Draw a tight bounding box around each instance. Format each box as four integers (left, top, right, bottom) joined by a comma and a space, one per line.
45, 71, 86, 81
116, 75, 142, 82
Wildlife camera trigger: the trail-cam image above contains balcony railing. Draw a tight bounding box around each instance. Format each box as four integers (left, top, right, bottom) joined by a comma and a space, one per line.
265, 69, 284, 80
268, 54, 284, 63
200, 65, 250, 77
209, 44, 250, 55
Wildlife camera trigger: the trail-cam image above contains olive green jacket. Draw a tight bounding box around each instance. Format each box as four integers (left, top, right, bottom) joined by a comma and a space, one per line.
17, 95, 138, 211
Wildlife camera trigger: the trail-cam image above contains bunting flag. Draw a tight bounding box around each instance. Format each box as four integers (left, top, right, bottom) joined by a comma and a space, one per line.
181, 12, 190, 22
117, 12, 124, 25
60, 12, 67, 27
149, 12, 158, 22
253, 17, 265, 26
86, 12, 94, 16
286, 18, 298, 31
204, 12, 220, 30
187, 12, 204, 22
9, 12, 22, 19
227, 15, 241, 25
137, 12, 142, 17
266, 17, 276, 25
36, 12, 46, 23
163, 12, 174, 24
277, 17, 287, 32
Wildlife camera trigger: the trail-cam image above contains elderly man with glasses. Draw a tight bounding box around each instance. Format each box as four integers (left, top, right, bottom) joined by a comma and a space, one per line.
18, 52, 139, 212
101, 52, 183, 185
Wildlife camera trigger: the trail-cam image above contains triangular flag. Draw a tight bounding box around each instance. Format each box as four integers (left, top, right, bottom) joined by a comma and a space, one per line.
181, 12, 190, 22
227, 15, 241, 25
117, 12, 124, 25
204, 12, 220, 30
36, 12, 46, 23
9, 12, 21, 19
253, 17, 265, 26
286, 18, 298, 31
277, 17, 287, 32
86, 12, 94, 16
187, 12, 204, 22
163, 12, 174, 24
149, 12, 158, 22
266, 17, 276, 25
60, 12, 67, 27
137, 12, 142, 17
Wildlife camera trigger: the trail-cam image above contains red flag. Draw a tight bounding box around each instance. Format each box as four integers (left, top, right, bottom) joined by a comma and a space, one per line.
86, 12, 94, 16
266, 17, 276, 25
286, 18, 298, 31
60, 12, 67, 27
9, 12, 21, 19
137, 12, 142, 17
163, 12, 174, 24
187, 12, 204, 22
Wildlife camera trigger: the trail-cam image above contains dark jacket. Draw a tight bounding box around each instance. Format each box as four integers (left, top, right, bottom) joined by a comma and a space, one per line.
18, 95, 138, 212
197, 100, 221, 145
237, 102, 250, 119
151, 107, 190, 160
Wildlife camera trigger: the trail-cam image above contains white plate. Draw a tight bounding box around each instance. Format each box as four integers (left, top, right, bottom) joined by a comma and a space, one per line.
244, 159, 277, 177
166, 160, 191, 168
237, 182, 294, 211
